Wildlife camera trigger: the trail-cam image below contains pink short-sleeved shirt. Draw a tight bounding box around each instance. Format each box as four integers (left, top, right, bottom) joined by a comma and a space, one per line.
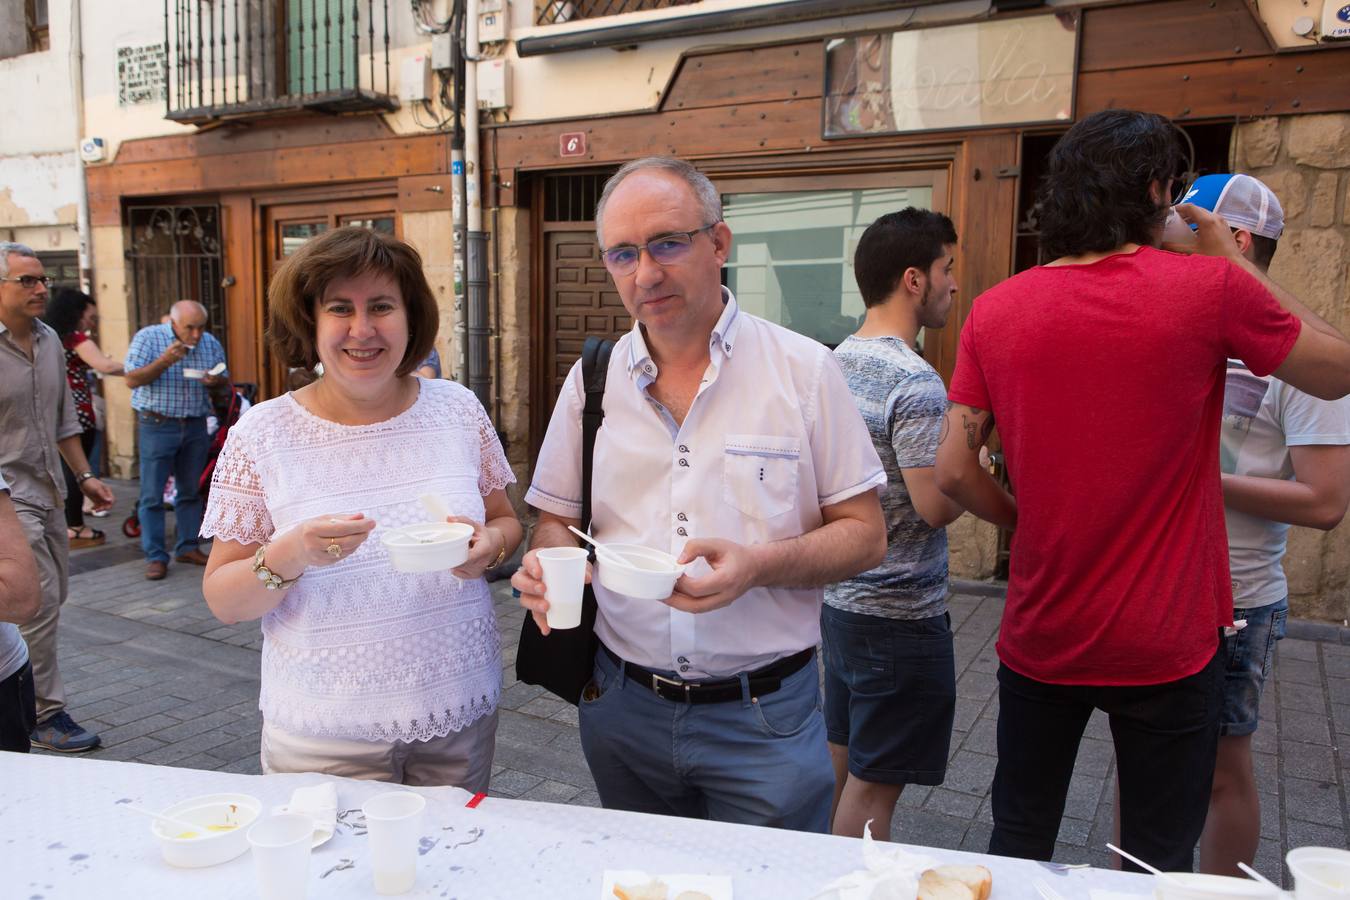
526, 290, 885, 678
201, 378, 515, 742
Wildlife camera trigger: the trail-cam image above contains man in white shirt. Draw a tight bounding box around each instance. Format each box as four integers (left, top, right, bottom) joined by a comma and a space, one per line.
1184, 173, 1350, 875
513, 157, 886, 832
0, 470, 41, 753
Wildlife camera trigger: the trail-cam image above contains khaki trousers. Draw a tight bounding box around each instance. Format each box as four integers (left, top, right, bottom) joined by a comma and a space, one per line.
14, 502, 68, 723
260, 710, 499, 791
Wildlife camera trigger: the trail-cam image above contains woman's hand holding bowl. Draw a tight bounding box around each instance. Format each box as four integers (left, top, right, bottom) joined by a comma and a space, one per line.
273, 513, 377, 572
446, 515, 503, 580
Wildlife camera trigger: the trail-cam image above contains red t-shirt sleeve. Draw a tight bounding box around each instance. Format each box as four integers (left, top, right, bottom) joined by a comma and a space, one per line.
1222, 261, 1301, 377
948, 307, 991, 408
62, 332, 88, 350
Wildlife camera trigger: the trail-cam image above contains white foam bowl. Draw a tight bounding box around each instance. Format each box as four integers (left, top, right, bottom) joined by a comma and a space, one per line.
151, 792, 262, 868
1288, 848, 1350, 900
381, 522, 474, 573
1153, 873, 1282, 900
597, 543, 685, 601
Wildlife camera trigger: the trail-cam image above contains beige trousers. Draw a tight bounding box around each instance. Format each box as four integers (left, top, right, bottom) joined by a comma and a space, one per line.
260, 710, 499, 791
14, 501, 68, 723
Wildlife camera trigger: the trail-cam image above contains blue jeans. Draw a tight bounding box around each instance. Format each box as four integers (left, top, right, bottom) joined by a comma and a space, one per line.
1220, 597, 1288, 737
577, 645, 834, 833
136, 414, 209, 562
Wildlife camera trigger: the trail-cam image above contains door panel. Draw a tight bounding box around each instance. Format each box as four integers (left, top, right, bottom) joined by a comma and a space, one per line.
543, 229, 630, 403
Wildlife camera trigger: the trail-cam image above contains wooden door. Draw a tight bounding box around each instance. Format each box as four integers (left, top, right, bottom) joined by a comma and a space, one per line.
529, 225, 631, 456
260, 197, 397, 397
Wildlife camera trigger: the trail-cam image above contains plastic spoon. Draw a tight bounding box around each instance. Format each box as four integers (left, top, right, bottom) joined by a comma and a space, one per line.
419, 493, 452, 523
1237, 863, 1279, 891
1106, 843, 1186, 886
566, 524, 602, 550
124, 803, 202, 834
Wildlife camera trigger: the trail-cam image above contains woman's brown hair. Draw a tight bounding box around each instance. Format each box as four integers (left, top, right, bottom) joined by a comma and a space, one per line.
266, 226, 438, 378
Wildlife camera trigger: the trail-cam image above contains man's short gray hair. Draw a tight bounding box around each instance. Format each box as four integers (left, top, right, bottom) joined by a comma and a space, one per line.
0, 242, 37, 279
595, 157, 723, 246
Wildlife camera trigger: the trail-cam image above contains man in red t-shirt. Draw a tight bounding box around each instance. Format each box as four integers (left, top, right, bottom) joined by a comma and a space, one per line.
935, 109, 1350, 871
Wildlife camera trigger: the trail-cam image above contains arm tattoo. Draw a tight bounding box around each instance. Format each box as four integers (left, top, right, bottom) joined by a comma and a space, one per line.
961, 407, 996, 450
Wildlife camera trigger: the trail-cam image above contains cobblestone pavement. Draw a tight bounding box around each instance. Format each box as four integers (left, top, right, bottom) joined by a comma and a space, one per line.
40, 486, 1350, 881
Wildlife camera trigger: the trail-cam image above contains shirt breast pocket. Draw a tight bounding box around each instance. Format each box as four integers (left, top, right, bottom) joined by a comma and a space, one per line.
722, 434, 800, 521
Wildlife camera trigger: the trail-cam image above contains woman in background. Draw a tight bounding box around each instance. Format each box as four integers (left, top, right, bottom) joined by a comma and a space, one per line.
40, 289, 123, 547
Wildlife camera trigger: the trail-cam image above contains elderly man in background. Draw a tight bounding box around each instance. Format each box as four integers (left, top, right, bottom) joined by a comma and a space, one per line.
125, 300, 228, 581
0, 242, 114, 753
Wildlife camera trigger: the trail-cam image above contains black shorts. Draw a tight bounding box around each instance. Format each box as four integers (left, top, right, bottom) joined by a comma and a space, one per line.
821, 605, 956, 785
0, 660, 35, 753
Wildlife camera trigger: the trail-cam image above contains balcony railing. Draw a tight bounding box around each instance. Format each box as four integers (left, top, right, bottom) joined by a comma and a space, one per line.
535, 0, 699, 27
165, 0, 397, 124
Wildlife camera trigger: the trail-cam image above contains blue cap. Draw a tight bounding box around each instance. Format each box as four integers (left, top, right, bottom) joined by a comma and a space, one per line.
1180, 174, 1284, 239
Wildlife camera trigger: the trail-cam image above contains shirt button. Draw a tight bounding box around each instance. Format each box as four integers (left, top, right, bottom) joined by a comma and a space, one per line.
680, 665, 690, 673
645, 364, 654, 374
677, 513, 687, 522
677, 527, 687, 536
678, 459, 689, 468
678, 445, 689, 453
678, 656, 688, 663
724, 343, 732, 352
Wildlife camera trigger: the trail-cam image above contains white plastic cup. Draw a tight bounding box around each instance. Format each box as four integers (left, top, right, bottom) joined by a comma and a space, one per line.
362, 790, 427, 895
537, 547, 589, 630
247, 813, 313, 900
1288, 847, 1350, 900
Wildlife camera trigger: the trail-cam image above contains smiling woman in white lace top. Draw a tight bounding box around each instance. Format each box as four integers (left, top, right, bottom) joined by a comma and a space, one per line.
199, 227, 521, 790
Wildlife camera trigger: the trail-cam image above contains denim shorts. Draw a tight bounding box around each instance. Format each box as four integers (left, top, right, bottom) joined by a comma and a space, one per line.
1220, 597, 1288, 737
821, 605, 956, 785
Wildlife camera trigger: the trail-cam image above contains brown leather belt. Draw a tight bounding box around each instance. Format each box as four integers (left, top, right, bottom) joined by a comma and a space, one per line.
601, 643, 814, 704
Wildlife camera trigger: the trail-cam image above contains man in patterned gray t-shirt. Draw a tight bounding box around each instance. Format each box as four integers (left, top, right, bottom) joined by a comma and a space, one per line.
822, 208, 964, 840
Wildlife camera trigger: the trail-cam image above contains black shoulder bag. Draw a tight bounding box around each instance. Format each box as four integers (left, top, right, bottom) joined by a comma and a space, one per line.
514, 336, 614, 705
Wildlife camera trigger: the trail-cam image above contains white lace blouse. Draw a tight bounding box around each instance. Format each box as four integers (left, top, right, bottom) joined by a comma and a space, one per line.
200, 378, 514, 743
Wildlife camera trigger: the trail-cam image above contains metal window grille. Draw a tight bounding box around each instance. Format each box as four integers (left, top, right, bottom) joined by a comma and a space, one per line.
535, 0, 699, 28
164, 0, 394, 124
126, 205, 228, 360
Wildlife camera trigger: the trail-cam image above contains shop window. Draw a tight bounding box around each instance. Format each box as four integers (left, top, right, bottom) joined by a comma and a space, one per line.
721, 182, 937, 350
0, 0, 48, 57
36, 252, 78, 292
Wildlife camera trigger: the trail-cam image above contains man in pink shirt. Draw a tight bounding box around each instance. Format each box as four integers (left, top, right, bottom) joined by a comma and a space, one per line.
935, 110, 1350, 871
513, 157, 887, 832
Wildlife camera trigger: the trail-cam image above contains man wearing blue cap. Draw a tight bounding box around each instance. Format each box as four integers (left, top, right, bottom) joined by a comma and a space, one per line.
1184, 173, 1350, 876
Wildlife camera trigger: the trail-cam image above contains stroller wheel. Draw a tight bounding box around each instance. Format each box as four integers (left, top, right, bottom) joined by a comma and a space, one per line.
122, 515, 141, 539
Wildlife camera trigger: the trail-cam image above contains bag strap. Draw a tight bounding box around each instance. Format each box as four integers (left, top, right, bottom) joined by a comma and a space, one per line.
579, 336, 614, 538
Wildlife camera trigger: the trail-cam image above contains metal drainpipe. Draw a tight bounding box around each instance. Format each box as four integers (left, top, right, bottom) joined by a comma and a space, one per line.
70, 0, 92, 291
464, 0, 491, 407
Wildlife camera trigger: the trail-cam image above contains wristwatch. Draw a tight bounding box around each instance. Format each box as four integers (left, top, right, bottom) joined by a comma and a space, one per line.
252, 544, 301, 591
76, 471, 95, 483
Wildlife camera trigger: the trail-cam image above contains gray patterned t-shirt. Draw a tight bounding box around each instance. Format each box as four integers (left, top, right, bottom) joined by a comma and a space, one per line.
824, 335, 948, 619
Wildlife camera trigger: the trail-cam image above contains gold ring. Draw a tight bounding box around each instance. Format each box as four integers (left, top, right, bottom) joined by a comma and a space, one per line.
326, 541, 342, 558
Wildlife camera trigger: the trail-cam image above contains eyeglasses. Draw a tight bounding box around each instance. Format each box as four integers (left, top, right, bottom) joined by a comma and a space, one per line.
600, 223, 718, 275
0, 275, 52, 289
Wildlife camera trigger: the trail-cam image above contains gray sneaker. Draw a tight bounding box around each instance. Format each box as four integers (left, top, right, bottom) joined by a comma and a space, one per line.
30, 711, 102, 753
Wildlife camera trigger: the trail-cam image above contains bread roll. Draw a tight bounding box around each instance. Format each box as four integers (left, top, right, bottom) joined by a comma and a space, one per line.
919, 865, 993, 900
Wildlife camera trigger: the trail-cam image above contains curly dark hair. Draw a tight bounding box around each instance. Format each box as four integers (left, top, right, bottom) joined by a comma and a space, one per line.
854, 208, 958, 308
1037, 110, 1183, 259
40, 287, 94, 338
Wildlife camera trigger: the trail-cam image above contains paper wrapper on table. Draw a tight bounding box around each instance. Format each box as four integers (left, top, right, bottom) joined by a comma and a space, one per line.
272, 782, 338, 847
814, 824, 937, 900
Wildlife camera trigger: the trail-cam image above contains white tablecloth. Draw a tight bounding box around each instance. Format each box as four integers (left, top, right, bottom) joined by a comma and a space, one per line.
4, 753, 1153, 899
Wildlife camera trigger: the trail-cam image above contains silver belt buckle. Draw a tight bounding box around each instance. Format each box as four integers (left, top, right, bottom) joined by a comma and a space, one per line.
651, 672, 691, 701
